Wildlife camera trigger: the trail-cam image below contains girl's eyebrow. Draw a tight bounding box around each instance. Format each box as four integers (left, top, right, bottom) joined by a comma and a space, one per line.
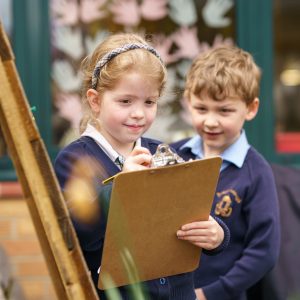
112, 93, 135, 99
148, 95, 159, 99
115, 93, 159, 99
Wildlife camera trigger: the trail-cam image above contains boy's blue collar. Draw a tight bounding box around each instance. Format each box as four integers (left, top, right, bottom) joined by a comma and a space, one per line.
180, 130, 250, 170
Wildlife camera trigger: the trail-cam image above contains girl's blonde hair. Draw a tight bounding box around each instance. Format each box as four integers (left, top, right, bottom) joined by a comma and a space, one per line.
184, 46, 261, 105
80, 33, 167, 133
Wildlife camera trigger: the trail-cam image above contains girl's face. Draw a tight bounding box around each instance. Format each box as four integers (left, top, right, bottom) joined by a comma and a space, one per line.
188, 92, 259, 157
88, 71, 159, 156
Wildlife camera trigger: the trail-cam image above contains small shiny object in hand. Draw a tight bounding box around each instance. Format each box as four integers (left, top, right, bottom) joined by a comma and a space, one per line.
151, 144, 185, 168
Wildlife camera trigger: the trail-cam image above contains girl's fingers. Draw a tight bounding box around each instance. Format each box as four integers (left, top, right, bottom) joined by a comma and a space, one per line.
123, 151, 153, 172
131, 153, 152, 166
131, 146, 151, 156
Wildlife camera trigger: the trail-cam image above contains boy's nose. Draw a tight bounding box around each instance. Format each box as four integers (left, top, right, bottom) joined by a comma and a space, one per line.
204, 115, 219, 128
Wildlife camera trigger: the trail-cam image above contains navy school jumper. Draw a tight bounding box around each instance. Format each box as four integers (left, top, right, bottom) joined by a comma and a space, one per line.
54, 136, 229, 300
171, 138, 280, 300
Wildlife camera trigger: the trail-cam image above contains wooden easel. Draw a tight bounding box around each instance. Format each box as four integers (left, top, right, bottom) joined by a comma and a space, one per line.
0, 23, 98, 300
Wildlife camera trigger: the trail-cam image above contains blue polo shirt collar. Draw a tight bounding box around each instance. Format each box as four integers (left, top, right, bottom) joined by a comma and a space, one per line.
180, 130, 250, 170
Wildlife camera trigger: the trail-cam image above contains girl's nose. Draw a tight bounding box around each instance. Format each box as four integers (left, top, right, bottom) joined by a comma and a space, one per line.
130, 107, 144, 119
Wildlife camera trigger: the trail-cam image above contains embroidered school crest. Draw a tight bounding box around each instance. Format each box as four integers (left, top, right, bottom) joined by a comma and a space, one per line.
215, 189, 241, 217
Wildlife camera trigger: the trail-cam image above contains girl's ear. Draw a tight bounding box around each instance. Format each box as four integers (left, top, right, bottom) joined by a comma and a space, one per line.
246, 97, 259, 121
87, 89, 101, 113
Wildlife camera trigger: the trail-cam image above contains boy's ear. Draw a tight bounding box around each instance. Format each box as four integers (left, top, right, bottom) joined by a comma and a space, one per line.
185, 97, 193, 112
246, 97, 259, 121
87, 89, 101, 113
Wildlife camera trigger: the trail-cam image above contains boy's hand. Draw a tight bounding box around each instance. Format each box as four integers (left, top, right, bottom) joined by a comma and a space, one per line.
122, 147, 152, 172
176, 215, 224, 250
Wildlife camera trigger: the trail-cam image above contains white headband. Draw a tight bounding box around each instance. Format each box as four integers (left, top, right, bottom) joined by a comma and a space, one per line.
91, 43, 162, 89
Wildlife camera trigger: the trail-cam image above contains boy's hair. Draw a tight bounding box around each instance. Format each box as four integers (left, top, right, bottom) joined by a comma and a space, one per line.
184, 46, 261, 105
80, 33, 167, 133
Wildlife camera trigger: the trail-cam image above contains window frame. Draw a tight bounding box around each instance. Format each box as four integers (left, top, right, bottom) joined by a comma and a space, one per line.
1, 0, 299, 181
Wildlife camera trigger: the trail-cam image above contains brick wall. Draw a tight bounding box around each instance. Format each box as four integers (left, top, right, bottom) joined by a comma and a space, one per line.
0, 182, 57, 300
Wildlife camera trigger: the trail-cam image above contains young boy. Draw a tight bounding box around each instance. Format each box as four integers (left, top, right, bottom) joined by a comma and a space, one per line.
171, 46, 280, 300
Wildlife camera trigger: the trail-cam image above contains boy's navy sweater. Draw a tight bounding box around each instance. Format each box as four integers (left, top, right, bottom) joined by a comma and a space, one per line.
171, 139, 280, 300
55, 136, 228, 300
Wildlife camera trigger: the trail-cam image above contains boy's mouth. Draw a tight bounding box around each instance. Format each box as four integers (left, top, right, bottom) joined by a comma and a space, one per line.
204, 131, 222, 136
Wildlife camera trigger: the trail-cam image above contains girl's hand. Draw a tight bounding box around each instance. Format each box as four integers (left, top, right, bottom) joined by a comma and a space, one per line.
122, 147, 152, 172
195, 288, 207, 300
176, 215, 224, 250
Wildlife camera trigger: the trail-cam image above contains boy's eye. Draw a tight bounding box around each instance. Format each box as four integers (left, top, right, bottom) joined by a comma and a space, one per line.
220, 108, 233, 113
194, 106, 206, 112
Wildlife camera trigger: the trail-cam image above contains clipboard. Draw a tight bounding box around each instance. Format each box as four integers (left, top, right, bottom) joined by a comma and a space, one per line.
98, 156, 222, 289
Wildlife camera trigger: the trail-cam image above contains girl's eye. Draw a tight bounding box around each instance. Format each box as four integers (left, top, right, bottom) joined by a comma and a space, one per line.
145, 99, 156, 105
120, 99, 131, 104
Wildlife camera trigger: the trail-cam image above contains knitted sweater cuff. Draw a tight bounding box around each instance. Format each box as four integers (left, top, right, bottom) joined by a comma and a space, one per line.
202, 216, 230, 255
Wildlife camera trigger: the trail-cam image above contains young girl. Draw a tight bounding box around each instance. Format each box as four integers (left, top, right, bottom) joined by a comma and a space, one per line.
54, 33, 229, 299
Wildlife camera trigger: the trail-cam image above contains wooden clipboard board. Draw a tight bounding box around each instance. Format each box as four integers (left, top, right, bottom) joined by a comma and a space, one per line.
98, 157, 222, 289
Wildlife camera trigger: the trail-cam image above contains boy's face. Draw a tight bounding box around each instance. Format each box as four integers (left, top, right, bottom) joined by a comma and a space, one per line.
188, 92, 259, 157
87, 71, 159, 155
